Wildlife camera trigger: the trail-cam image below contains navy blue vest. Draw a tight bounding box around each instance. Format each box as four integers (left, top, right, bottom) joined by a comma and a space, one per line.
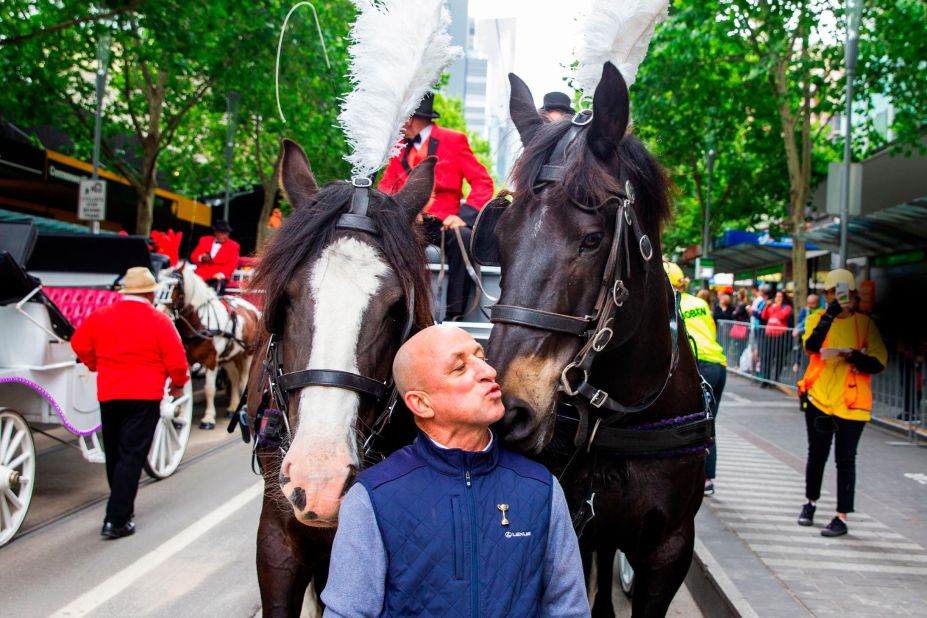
359, 432, 553, 617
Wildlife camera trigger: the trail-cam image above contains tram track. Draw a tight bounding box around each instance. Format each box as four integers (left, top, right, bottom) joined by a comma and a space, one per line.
6, 432, 248, 547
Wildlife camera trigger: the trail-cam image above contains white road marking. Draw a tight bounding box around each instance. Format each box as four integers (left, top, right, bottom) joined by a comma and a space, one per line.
763, 558, 927, 576
724, 391, 752, 404
904, 472, 927, 485
738, 532, 922, 550
50, 481, 263, 618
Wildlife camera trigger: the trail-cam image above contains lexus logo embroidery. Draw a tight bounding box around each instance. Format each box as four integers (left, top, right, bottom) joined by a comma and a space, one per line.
497, 503, 510, 526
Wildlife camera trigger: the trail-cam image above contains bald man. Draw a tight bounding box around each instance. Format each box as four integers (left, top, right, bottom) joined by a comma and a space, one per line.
322, 326, 589, 617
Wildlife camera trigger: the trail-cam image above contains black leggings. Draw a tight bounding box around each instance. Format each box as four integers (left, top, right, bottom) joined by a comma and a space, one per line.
803, 401, 866, 513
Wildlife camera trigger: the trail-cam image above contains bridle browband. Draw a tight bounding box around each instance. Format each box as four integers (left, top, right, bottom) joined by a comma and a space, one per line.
253, 177, 417, 461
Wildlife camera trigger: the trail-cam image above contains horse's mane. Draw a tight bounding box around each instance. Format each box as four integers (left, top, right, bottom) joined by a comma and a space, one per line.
510, 120, 672, 232
253, 182, 433, 334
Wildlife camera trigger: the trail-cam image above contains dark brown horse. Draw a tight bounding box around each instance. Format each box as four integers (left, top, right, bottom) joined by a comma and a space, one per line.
246, 140, 435, 616
485, 63, 710, 617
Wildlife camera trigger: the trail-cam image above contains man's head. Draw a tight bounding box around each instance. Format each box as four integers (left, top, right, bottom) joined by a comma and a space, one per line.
402, 93, 440, 139
213, 219, 232, 243
119, 266, 158, 303
393, 325, 504, 442
539, 91, 575, 121
806, 293, 819, 310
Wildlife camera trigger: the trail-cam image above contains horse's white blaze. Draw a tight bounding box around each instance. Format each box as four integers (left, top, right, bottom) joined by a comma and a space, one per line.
292, 237, 390, 471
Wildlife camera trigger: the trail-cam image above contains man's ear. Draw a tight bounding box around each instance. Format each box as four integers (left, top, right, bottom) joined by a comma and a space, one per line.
403, 391, 435, 421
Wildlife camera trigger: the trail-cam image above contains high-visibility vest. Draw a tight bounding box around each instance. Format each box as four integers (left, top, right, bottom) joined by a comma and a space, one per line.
798, 313, 876, 418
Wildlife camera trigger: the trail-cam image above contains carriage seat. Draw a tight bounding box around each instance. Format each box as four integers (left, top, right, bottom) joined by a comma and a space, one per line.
43, 288, 121, 329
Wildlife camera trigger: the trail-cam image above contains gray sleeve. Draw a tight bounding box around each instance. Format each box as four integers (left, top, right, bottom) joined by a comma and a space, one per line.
541, 477, 591, 617
321, 484, 386, 618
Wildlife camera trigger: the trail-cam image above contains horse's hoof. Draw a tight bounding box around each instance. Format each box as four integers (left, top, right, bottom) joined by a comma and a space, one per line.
199, 422, 216, 430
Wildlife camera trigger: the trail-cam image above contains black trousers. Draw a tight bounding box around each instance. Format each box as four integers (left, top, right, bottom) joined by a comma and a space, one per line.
206, 277, 227, 295
803, 401, 866, 513
100, 400, 161, 526
698, 361, 727, 480
423, 218, 473, 318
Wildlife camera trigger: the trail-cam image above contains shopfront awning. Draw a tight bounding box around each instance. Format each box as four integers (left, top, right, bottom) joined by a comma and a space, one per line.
705, 230, 827, 274
804, 199, 927, 258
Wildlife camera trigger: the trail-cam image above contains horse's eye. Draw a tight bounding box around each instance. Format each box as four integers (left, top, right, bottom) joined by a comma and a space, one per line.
579, 232, 604, 252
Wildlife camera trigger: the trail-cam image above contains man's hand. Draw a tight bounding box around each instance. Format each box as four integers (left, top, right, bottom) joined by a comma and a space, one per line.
169, 383, 185, 398
214, 273, 226, 280
442, 215, 467, 229
199, 253, 212, 263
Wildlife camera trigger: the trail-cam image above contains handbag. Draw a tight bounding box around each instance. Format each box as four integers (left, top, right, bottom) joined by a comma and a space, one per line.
731, 323, 747, 340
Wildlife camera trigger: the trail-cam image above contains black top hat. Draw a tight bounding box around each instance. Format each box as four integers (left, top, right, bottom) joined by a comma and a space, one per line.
541, 92, 575, 114
213, 219, 233, 233
412, 93, 441, 119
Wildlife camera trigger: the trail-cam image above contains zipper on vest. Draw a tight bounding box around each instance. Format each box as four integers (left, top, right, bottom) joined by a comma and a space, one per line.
465, 470, 478, 618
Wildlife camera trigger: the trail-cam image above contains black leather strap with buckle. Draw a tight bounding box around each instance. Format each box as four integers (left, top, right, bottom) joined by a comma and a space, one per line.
277, 369, 389, 399
491, 304, 591, 336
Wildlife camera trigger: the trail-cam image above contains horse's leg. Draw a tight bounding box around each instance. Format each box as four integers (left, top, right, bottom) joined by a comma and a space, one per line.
591, 545, 618, 618
629, 525, 695, 618
229, 354, 252, 415
225, 358, 241, 416
257, 493, 313, 617
202, 366, 218, 425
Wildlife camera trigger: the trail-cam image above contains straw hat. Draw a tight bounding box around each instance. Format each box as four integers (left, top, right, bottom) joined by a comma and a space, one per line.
119, 267, 159, 294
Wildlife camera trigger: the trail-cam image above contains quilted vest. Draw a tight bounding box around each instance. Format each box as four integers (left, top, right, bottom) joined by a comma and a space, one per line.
358, 432, 552, 618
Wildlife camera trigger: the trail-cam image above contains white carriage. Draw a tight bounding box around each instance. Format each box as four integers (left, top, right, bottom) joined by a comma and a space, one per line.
0, 222, 193, 547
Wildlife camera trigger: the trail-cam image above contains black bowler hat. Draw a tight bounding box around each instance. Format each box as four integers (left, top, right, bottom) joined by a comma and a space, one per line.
541, 91, 575, 114
213, 219, 233, 233
412, 93, 441, 119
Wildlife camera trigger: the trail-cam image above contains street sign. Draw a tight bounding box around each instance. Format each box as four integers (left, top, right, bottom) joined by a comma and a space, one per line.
78, 179, 107, 221
695, 257, 715, 280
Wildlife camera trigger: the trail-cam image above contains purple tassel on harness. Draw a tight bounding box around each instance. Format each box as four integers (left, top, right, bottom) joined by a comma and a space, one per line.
258, 408, 286, 447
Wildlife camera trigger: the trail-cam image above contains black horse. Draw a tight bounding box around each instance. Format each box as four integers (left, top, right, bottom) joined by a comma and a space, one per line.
245, 140, 435, 616
484, 63, 710, 617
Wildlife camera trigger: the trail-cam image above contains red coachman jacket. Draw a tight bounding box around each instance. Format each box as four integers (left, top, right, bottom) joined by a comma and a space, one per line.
190, 236, 240, 281
378, 124, 494, 222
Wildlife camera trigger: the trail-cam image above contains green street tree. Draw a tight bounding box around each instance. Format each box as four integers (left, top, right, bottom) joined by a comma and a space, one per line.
0, 0, 293, 236
633, 0, 926, 305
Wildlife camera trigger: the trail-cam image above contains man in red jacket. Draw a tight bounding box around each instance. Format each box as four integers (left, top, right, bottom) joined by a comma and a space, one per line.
71, 267, 189, 539
190, 219, 240, 294
379, 93, 494, 319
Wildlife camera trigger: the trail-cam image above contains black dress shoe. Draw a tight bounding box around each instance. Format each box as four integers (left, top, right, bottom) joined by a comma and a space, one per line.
101, 521, 136, 539
199, 421, 215, 430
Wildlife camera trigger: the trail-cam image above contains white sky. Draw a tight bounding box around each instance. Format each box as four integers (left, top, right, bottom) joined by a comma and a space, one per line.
469, 0, 592, 105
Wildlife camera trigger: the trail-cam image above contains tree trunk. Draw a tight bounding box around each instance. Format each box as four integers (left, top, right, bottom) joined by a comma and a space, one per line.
255, 178, 278, 250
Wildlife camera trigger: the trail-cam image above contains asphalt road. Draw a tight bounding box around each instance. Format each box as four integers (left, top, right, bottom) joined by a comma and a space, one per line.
3, 397, 702, 617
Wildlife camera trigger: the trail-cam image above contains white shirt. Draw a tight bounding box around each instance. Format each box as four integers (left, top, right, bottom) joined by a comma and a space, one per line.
210, 240, 223, 258
411, 124, 432, 151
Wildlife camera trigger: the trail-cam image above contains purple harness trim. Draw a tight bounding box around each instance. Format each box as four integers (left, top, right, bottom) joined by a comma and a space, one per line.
0, 376, 101, 436
616, 411, 712, 459
626, 411, 705, 431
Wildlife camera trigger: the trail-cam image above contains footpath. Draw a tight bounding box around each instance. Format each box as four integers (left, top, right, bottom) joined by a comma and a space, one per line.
689, 374, 927, 617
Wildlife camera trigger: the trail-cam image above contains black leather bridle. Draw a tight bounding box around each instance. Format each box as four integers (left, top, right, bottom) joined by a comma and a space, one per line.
251, 178, 416, 460
489, 112, 677, 420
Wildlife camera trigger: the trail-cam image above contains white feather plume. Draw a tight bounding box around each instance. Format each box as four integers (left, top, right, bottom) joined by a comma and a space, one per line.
339, 0, 463, 178
573, 0, 668, 96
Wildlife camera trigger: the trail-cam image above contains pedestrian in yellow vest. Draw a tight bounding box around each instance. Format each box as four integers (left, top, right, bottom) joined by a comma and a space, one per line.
797, 269, 887, 537
664, 262, 727, 496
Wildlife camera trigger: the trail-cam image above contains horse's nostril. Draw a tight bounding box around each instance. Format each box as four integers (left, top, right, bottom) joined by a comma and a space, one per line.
502, 399, 536, 440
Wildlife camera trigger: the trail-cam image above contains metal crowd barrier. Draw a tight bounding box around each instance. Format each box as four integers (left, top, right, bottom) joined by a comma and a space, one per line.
715, 319, 924, 438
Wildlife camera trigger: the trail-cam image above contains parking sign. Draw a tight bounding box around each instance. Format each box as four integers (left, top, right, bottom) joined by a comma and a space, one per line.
78, 179, 107, 221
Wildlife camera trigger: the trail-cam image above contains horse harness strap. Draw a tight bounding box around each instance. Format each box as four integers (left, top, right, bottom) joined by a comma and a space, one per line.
277, 369, 389, 399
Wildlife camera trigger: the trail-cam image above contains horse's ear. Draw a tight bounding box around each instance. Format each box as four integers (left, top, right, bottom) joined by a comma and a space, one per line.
587, 62, 630, 162
278, 139, 319, 211
508, 73, 543, 147
393, 157, 437, 223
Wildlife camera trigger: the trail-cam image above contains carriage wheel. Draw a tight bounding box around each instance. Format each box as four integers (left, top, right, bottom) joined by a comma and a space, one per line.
0, 410, 36, 547
617, 550, 635, 598
144, 381, 193, 479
